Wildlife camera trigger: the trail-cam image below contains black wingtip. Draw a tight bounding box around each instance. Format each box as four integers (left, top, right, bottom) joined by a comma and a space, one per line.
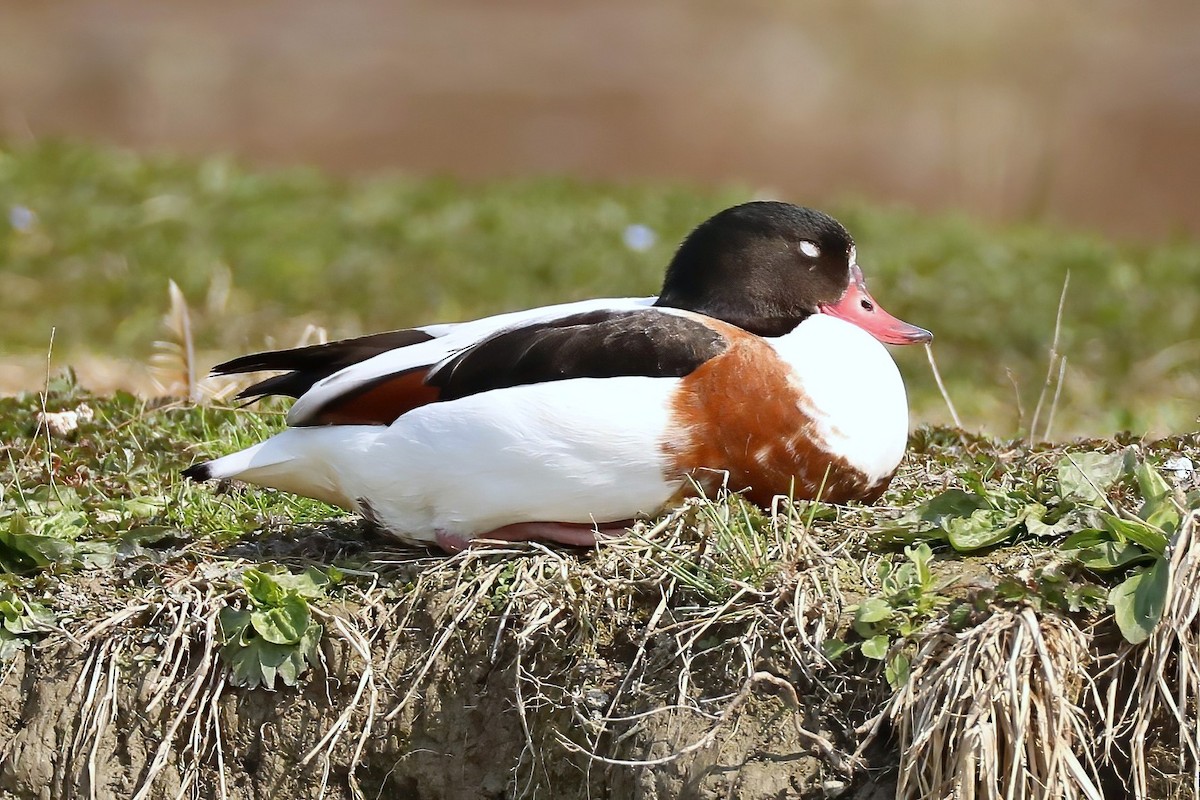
182, 462, 212, 482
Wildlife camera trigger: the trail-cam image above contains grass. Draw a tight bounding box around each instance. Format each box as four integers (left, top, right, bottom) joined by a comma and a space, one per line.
3, 139, 1199, 435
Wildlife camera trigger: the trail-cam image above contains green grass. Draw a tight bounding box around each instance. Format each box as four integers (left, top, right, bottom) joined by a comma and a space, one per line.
2, 139, 1198, 436
0, 378, 339, 560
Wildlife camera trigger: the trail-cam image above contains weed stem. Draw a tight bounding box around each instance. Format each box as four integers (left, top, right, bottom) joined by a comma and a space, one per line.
924, 344, 963, 429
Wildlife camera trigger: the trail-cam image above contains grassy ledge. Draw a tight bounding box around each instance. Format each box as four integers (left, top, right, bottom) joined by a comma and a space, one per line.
1, 382, 1198, 799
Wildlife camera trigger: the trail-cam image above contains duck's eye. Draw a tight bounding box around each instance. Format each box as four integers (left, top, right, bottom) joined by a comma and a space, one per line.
860, 299, 874, 312
799, 240, 821, 258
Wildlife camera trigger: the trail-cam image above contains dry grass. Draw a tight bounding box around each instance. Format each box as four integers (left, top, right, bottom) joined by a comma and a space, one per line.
338, 496, 866, 793
72, 574, 233, 800
67, 564, 383, 800
1097, 510, 1200, 798
865, 606, 1100, 800
149, 281, 199, 403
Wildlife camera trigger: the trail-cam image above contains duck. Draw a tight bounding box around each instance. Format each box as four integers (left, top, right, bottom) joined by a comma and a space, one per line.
184, 201, 932, 553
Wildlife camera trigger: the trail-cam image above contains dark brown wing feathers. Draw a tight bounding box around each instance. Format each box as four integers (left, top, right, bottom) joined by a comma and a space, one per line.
213, 329, 436, 400
300, 309, 729, 427
427, 309, 727, 401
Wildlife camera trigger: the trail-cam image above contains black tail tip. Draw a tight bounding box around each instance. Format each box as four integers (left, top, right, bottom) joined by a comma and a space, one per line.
182, 462, 212, 482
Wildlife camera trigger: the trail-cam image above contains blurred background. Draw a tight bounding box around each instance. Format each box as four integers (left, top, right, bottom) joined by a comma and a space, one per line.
2, 0, 1198, 436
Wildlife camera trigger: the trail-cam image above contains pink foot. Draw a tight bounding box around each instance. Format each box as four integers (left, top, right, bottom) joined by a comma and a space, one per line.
434, 521, 633, 554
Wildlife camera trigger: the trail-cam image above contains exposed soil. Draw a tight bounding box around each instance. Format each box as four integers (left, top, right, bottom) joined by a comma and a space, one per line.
0, 513, 916, 800
0, 554, 900, 800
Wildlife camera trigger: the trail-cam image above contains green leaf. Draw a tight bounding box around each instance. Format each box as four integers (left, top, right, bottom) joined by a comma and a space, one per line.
1058, 451, 1129, 506
0, 593, 53, 635
1072, 540, 1153, 571
885, 653, 911, 688
250, 593, 311, 645
24, 600, 54, 628
861, 634, 890, 660
218, 607, 253, 646
920, 489, 991, 526
947, 603, 973, 630
274, 649, 299, 687
1135, 460, 1173, 502
242, 565, 330, 605
1064, 582, 1109, 613
120, 495, 170, 519
274, 566, 330, 598
221, 622, 322, 689
297, 622, 322, 665
225, 640, 268, 688
905, 543, 934, 590
26, 509, 88, 541
120, 525, 181, 546
821, 639, 853, 661
255, 639, 295, 688
1062, 526, 1156, 570
1135, 462, 1181, 534
76, 541, 118, 570
1101, 513, 1168, 556
946, 508, 1023, 552
878, 489, 990, 544
1022, 504, 1077, 538
0, 591, 54, 653
855, 598, 893, 625
1109, 558, 1169, 645
0, 629, 28, 662
1061, 529, 1110, 549
880, 562, 907, 595
243, 568, 286, 607
0, 515, 78, 572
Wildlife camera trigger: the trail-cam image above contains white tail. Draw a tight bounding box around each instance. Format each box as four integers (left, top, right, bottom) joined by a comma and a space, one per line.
185, 427, 382, 509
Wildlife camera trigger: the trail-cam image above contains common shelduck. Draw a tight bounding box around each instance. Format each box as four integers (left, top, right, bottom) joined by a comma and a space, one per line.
184, 202, 932, 552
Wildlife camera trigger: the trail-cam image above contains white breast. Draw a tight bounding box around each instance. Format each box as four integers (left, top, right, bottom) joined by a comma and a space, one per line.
768, 315, 911, 484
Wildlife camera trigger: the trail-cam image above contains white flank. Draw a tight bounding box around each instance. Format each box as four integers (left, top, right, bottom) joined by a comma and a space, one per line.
288, 296, 657, 425
769, 314, 910, 485
209, 376, 681, 546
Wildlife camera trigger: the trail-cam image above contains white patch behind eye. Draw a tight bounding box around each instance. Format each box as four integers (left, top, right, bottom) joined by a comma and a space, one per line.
799, 240, 821, 258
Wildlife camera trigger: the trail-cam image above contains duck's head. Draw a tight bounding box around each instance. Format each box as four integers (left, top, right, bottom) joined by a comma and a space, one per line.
656, 201, 932, 345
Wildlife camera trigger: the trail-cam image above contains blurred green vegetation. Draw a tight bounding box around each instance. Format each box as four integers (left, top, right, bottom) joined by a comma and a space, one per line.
1, 140, 1196, 436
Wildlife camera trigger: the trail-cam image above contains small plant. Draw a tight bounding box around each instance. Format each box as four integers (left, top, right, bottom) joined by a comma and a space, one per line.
881, 447, 1191, 644
0, 589, 54, 660
0, 478, 182, 574
218, 565, 334, 689
837, 543, 949, 687
877, 451, 1109, 554
1060, 455, 1182, 643
0, 484, 117, 573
